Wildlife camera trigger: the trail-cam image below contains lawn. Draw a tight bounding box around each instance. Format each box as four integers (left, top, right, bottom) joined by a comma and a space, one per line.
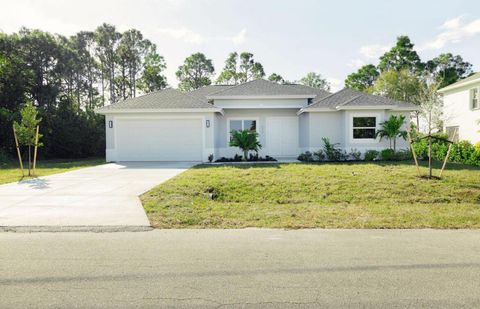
0, 158, 105, 185
141, 162, 480, 229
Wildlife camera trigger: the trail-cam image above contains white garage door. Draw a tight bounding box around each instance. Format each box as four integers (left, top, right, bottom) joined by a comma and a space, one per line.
115, 118, 203, 161
266, 117, 299, 157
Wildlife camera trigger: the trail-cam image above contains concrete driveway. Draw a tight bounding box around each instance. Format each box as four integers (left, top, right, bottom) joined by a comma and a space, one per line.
0, 162, 195, 229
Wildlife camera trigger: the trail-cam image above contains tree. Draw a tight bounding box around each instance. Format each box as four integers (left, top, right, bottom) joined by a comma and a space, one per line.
378, 36, 423, 73
345, 64, 379, 91
216, 52, 240, 85
176, 52, 214, 91
299, 72, 330, 91
416, 76, 444, 135
238, 52, 265, 83
13, 102, 43, 176
229, 130, 262, 161
95, 23, 121, 104
372, 69, 423, 128
425, 53, 473, 88
268, 73, 284, 84
138, 51, 167, 93
375, 115, 407, 152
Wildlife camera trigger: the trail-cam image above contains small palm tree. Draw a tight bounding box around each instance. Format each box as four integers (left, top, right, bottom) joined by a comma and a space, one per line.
376, 115, 407, 152
229, 130, 262, 161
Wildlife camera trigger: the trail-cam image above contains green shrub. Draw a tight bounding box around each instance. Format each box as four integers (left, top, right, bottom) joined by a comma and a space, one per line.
412, 133, 449, 161
364, 150, 379, 161
297, 151, 314, 162
348, 148, 361, 160
380, 149, 395, 161
450, 141, 478, 165
313, 150, 326, 161
322, 137, 346, 161
395, 149, 413, 160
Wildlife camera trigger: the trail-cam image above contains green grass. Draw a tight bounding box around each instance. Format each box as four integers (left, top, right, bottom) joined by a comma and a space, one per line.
141, 162, 480, 229
0, 158, 105, 185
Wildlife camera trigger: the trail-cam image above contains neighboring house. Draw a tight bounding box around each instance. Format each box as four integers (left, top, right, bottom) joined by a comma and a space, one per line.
438, 72, 480, 144
96, 79, 417, 162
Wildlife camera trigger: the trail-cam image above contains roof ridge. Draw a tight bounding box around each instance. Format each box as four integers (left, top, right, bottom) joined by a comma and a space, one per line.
336, 94, 363, 107
180, 90, 216, 107
206, 79, 259, 96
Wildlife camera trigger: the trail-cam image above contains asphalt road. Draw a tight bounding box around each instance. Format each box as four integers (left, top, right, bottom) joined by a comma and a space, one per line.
1, 229, 480, 308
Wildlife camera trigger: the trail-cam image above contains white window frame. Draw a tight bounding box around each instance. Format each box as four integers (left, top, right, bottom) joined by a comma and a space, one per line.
227, 117, 260, 145
471, 87, 479, 110
349, 113, 381, 143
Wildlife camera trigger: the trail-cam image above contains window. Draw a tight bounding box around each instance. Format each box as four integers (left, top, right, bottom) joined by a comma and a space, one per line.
352, 117, 376, 139
229, 119, 257, 140
446, 126, 459, 142
472, 88, 479, 109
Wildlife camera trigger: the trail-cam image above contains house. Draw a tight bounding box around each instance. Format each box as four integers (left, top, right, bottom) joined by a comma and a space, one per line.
96, 79, 417, 162
438, 72, 480, 144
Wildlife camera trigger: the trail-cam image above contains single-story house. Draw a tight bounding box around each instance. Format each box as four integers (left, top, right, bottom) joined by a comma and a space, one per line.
96, 79, 417, 162
438, 72, 480, 144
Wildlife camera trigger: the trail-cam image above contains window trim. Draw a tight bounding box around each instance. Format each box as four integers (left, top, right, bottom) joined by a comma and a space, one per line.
349, 113, 380, 143
471, 87, 479, 110
227, 117, 260, 145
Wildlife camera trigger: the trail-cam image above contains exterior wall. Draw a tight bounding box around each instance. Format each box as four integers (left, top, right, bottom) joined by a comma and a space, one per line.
214, 108, 300, 158
214, 98, 308, 109
298, 113, 310, 150
307, 110, 411, 154
104, 112, 215, 162
442, 83, 480, 144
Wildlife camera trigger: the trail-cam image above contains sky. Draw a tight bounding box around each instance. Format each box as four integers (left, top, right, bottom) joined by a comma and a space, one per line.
0, 0, 479, 91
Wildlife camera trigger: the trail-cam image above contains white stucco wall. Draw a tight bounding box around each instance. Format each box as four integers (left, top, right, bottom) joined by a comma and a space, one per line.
306, 110, 411, 153
214, 108, 300, 158
442, 84, 480, 144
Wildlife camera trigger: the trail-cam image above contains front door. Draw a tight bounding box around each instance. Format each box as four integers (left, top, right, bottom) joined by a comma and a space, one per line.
266, 117, 299, 157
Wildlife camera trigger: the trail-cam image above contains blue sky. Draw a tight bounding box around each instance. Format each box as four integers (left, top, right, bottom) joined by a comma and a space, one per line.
1, 0, 479, 90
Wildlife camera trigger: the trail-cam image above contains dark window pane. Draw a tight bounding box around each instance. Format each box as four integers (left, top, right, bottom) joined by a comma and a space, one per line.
353, 117, 376, 127
230, 120, 242, 132
244, 120, 256, 132
353, 128, 376, 139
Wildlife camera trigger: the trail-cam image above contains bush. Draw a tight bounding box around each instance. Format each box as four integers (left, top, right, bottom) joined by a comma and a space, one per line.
348, 148, 361, 161
297, 151, 314, 162
364, 150, 379, 161
313, 150, 326, 161
322, 137, 346, 161
215, 154, 277, 163
450, 141, 478, 165
380, 148, 395, 161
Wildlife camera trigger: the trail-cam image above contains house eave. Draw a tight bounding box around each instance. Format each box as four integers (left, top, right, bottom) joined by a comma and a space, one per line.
438, 79, 480, 93
95, 108, 224, 115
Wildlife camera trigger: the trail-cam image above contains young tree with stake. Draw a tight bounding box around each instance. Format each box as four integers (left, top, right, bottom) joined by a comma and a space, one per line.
13, 102, 42, 176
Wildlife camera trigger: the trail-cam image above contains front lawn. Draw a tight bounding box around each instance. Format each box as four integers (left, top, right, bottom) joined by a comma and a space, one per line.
0, 158, 105, 185
141, 162, 480, 229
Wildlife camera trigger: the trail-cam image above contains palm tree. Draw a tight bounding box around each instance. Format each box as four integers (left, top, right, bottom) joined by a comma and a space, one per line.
229, 130, 262, 161
376, 115, 407, 152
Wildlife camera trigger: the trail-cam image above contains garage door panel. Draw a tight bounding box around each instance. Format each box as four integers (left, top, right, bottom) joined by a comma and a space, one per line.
116, 118, 203, 161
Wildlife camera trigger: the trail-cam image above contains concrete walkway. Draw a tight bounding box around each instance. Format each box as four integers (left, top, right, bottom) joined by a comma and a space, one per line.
0, 162, 195, 229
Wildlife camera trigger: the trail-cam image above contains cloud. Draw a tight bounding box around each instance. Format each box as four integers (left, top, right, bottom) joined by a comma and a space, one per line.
423, 16, 480, 50
157, 27, 204, 44
230, 28, 247, 45
359, 44, 390, 59
327, 77, 343, 92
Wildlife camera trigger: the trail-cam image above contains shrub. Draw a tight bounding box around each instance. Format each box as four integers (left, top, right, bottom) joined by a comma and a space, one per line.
364, 150, 379, 161
450, 141, 478, 165
476, 142, 480, 150
313, 150, 326, 161
297, 151, 314, 162
322, 137, 346, 161
412, 133, 449, 161
380, 148, 395, 161
229, 130, 261, 161
348, 148, 361, 161
208, 154, 214, 163
395, 149, 412, 161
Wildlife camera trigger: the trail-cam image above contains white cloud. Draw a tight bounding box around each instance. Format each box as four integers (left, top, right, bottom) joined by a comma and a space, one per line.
348, 59, 365, 68
157, 27, 204, 44
230, 28, 247, 45
359, 44, 390, 59
423, 16, 480, 50
327, 77, 343, 92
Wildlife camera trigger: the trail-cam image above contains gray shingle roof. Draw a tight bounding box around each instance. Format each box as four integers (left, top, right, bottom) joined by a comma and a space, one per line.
207, 79, 317, 97
284, 83, 331, 100
303, 88, 418, 110
188, 85, 235, 102
96, 88, 218, 112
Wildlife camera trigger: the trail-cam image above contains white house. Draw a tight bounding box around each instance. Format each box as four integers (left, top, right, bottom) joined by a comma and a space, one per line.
96, 79, 417, 162
438, 72, 480, 144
